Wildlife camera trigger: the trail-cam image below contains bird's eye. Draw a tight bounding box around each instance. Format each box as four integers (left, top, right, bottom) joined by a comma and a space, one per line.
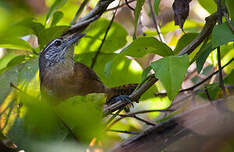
54, 40, 62, 46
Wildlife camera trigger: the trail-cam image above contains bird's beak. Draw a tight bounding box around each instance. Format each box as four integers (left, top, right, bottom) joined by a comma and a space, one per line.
65, 33, 86, 47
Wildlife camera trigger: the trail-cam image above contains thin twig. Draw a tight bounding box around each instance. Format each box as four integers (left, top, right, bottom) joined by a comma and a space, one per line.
223, 10, 234, 32
148, 0, 163, 42
133, 115, 156, 126
204, 86, 212, 101
108, 129, 140, 134
71, 0, 91, 25
125, 0, 135, 11
120, 109, 174, 116
155, 58, 234, 97
217, 0, 226, 95
106, 0, 136, 11
90, 2, 119, 68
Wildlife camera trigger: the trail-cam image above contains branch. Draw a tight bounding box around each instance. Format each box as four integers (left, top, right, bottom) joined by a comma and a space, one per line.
178, 12, 218, 56
63, 0, 115, 35
216, 0, 226, 95
148, 0, 163, 42
111, 96, 234, 152
90, 2, 119, 68
223, 10, 234, 32
70, 0, 91, 25
104, 12, 219, 116
106, 0, 136, 11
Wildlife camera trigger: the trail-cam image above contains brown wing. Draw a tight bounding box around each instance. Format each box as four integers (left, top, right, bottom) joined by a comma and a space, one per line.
73, 62, 107, 95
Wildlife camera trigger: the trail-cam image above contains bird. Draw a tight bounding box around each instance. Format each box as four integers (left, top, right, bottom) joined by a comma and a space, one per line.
39, 33, 137, 105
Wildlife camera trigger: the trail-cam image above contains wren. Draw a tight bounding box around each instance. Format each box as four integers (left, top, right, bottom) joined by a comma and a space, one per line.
39, 33, 137, 104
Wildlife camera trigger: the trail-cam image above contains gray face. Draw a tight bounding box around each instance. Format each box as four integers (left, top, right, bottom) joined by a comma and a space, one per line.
42, 38, 68, 65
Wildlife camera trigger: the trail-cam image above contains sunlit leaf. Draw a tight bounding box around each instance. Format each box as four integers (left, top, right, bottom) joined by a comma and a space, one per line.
46, 0, 67, 24
76, 18, 128, 54
212, 21, 234, 48
151, 55, 189, 100
51, 11, 64, 27
198, 0, 216, 14
0, 37, 33, 51
121, 37, 173, 57
56, 94, 105, 142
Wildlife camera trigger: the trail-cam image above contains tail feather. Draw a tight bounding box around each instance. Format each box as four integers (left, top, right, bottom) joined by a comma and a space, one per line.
106, 84, 138, 101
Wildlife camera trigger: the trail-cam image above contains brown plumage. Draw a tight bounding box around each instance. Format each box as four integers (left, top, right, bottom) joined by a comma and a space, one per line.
39, 33, 137, 103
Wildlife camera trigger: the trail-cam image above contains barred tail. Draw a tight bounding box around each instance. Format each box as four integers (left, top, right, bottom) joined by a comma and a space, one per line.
106, 84, 138, 101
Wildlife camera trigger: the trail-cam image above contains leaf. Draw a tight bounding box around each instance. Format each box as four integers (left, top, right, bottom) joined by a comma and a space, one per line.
174, 33, 198, 55
76, 18, 128, 54
45, 0, 67, 24
57, 94, 105, 142
0, 52, 19, 71
50, 11, 64, 27
0, 37, 33, 51
225, 0, 234, 19
172, 0, 191, 30
224, 70, 234, 85
7, 55, 27, 69
195, 42, 214, 73
134, 0, 145, 36
212, 21, 234, 48
141, 66, 152, 82
151, 55, 189, 100
4, 18, 45, 38
153, 0, 161, 15
198, 0, 216, 14
38, 26, 69, 49
104, 60, 112, 77
121, 37, 173, 57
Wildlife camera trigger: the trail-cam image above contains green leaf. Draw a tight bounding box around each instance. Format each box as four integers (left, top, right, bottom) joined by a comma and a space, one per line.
104, 60, 112, 77
151, 55, 189, 100
198, 83, 220, 100
7, 55, 27, 69
174, 33, 198, 55
153, 0, 161, 15
134, 0, 145, 36
224, 70, 234, 85
45, 0, 67, 24
225, 0, 234, 19
0, 37, 33, 51
212, 22, 234, 48
141, 66, 152, 82
121, 37, 173, 57
50, 11, 64, 27
198, 0, 216, 14
196, 42, 214, 73
0, 52, 19, 71
3, 18, 45, 38
38, 26, 69, 49
76, 18, 128, 54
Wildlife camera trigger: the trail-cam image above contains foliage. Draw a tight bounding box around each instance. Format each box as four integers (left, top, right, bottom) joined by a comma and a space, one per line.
0, 0, 233, 151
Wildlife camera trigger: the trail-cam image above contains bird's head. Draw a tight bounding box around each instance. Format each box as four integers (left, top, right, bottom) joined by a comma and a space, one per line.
39, 33, 85, 68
